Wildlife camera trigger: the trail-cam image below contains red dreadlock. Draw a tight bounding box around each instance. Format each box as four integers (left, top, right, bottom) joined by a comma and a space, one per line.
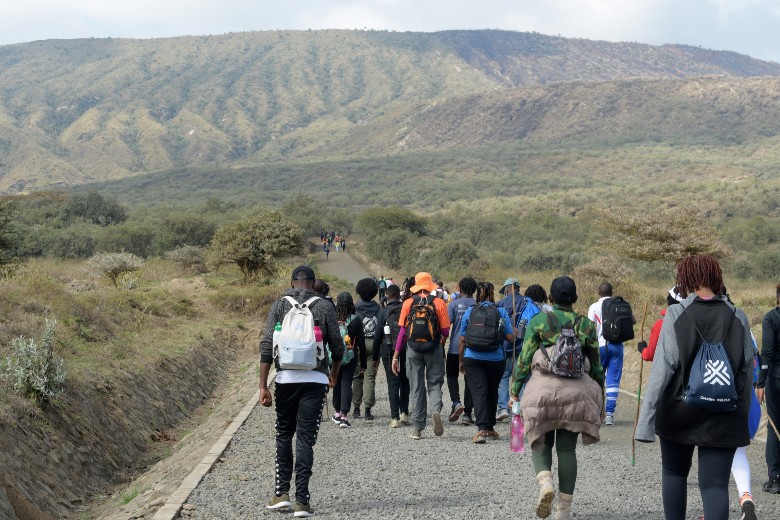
675, 255, 723, 298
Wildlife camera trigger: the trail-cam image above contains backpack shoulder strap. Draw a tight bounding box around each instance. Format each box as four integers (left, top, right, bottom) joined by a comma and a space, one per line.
547, 311, 560, 330
720, 309, 738, 343
303, 296, 320, 308
283, 296, 300, 308
682, 303, 708, 342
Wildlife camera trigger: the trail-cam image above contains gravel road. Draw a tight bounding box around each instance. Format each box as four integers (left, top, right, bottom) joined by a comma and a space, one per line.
181, 366, 779, 520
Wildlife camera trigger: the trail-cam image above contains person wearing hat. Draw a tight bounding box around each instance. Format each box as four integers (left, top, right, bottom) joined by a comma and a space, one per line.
259, 265, 345, 517
496, 277, 539, 421
392, 272, 451, 440
510, 276, 604, 520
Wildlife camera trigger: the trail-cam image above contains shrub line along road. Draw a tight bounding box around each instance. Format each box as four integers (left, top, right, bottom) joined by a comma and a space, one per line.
177, 251, 779, 519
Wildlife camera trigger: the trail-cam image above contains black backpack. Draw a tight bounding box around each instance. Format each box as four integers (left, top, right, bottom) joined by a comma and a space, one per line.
465, 303, 504, 351
386, 302, 403, 348
601, 297, 634, 343
406, 295, 440, 353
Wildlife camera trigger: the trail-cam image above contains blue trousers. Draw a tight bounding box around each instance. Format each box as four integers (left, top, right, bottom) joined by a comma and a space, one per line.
600, 343, 624, 414
497, 355, 514, 413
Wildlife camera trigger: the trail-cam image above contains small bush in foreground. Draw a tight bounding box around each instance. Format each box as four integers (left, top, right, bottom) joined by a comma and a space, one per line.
87, 252, 144, 288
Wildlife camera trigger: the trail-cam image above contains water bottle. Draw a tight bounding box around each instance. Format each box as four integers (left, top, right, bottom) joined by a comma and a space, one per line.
383, 323, 392, 348
510, 402, 525, 453
313, 319, 324, 359
272, 322, 282, 356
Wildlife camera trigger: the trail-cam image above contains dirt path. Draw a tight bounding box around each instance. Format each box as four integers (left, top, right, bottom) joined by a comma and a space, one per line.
316, 248, 374, 284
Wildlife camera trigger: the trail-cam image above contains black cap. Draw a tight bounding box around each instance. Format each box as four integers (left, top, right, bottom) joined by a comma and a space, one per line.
550, 276, 577, 305
291, 265, 316, 282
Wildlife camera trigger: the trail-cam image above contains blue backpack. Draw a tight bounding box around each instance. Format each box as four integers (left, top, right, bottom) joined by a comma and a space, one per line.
504, 297, 540, 354
683, 307, 738, 413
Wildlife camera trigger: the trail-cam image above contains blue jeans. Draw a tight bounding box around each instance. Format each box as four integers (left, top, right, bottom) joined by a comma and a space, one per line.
497, 355, 514, 413
600, 343, 624, 415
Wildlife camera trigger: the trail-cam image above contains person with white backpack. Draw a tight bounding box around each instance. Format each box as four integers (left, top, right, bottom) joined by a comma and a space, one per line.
259, 265, 344, 518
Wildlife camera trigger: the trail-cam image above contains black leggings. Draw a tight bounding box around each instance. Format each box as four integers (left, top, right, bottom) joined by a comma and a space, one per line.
659, 437, 737, 520
332, 358, 357, 414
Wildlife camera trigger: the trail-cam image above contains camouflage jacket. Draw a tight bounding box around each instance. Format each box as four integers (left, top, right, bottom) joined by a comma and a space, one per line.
511, 304, 604, 397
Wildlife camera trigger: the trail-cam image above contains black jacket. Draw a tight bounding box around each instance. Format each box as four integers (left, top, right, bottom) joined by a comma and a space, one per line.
759, 306, 780, 387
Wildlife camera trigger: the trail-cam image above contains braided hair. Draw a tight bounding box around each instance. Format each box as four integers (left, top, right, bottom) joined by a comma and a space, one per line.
675, 255, 724, 298
336, 292, 356, 322
475, 281, 495, 303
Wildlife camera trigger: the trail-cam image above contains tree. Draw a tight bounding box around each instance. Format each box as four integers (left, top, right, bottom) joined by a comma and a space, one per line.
0, 201, 19, 278
62, 191, 126, 226
597, 207, 730, 264
357, 206, 427, 235
208, 211, 304, 282
87, 252, 144, 288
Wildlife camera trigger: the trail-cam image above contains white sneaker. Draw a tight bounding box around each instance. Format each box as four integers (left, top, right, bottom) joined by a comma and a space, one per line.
389, 419, 400, 428
604, 413, 614, 426
399, 412, 410, 426
496, 409, 510, 422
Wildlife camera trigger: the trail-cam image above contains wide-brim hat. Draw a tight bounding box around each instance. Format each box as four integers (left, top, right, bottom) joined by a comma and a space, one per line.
498, 278, 520, 295
410, 272, 438, 294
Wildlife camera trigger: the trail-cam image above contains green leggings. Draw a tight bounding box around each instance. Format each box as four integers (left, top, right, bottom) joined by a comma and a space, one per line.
532, 429, 579, 495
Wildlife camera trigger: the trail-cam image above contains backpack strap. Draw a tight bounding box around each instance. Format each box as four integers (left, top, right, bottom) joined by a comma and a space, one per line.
303, 296, 320, 308
683, 302, 736, 343
283, 295, 300, 308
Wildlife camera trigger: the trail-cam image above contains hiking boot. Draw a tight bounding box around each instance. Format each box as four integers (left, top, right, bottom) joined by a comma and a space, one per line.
353, 406, 361, 418
535, 471, 555, 518
461, 412, 474, 425
763, 476, 780, 493
554, 492, 573, 520
330, 413, 342, 425
409, 429, 422, 440
432, 411, 444, 436
604, 413, 614, 426
496, 409, 510, 422
399, 412, 410, 425
472, 431, 486, 444
338, 417, 352, 429
740, 493, 757, 520
485, 430, 500, 441
364, 408, 375, 420
389, 418, 400, 428
449, 403, 465, 422
267, 494, 292, 510
293, 502, 315, 518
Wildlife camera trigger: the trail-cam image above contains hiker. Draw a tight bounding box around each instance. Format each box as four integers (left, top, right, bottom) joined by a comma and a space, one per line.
352, 278, 381, 420
638, 286, 761, 518
340, 237, 346, 252
374, 284, 411, 427
330, 292, 367, 429
459, 281, 515, 443
378, 276, 387, 303
525, 284, 553, 312
324, 246, 330, 260
313, 279, 335, 307
759, 282, 780, 494
497, 278, 541, 421
259, 265, 344, 517
635, 255, 754, 520
510, 275, 604, 520
446, 276, 477, 425
587, 282, 634, 426
392, 272, 451, 440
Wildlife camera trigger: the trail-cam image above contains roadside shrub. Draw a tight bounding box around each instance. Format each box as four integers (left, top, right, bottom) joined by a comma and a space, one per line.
87, 252, 145, 288
166, 245, 207, 273
0, 319, 65, 407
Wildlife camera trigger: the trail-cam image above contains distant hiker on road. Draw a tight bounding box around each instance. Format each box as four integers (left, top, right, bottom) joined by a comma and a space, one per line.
760, 282, 780, 495
446, 276, 477, 425
353, 278, 381, 420
459, 281, 515, 443
378, 276, 387, 303
324, 246, 330, 261
259, 265, 344, 517
587, 282, 635, 426
331, 292, 367, 429
374, 284, 410, 427
511, 276, 604, 520
636, 255, 754, 520
392, 272, 451, 440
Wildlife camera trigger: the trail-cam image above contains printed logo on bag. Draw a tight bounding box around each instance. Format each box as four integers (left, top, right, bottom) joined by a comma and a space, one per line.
703, 359, 731, 386
361, 315, 378, 339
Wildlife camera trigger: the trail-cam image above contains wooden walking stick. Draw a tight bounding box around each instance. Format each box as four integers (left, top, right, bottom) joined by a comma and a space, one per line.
631, 301, 649, 466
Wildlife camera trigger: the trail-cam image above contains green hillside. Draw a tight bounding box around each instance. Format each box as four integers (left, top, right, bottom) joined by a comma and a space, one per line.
1, 29, 779, 193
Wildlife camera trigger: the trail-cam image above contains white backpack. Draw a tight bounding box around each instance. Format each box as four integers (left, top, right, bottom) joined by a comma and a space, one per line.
275, 296, 324, 370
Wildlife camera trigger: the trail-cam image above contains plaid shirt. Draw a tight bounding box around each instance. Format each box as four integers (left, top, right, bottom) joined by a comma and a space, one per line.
511, 304, 604, 397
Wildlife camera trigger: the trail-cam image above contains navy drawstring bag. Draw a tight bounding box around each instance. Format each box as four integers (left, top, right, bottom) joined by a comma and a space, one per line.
683, 307, 738, 413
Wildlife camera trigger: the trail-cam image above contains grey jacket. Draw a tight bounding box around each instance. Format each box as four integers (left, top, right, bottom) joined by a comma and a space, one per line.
259, 288, 345, 376
635, 294, 754, 445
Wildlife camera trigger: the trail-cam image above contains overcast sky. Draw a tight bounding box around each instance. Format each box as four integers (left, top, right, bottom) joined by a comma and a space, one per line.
3, 0, 780, 62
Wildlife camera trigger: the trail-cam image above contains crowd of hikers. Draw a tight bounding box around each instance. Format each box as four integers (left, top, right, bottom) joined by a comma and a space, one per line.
320, 230, 346, 259
258, 255, 778, 520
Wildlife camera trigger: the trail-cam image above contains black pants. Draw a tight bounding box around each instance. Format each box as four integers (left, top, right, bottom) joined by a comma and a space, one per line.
659, 437, 736, 520
381, 345, 410, 419
332, 358, 357, 414
274, 382, 328, 504
767, 375, 780, 479
446, 353, 473, 413
463, 357, 504, 431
